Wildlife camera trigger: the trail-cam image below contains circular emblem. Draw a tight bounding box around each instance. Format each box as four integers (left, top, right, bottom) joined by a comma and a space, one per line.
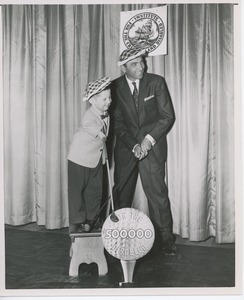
123, 12, 165, 53
101, 208, 155, 260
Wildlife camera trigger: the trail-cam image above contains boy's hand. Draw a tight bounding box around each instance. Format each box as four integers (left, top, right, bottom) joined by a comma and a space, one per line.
98, 131, 106, 141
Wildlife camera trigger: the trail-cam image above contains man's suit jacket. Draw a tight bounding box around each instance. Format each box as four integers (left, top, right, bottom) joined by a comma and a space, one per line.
110, 72, 175, 166
68, 105, 110, 168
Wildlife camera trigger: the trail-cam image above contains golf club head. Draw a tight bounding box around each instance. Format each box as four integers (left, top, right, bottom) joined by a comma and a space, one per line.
110, 211, 119, 223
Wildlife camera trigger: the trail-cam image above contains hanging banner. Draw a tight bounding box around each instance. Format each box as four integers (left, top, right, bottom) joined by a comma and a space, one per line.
120, 6, 168, 57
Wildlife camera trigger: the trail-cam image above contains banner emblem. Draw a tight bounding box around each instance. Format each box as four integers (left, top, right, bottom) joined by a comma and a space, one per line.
123, 13, 164, 53
120, 6, 167, 56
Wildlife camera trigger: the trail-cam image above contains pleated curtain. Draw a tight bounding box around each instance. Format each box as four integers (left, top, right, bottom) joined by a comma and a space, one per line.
2, 4, 234, 243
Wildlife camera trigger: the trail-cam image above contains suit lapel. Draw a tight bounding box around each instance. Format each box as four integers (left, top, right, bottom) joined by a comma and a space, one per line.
121, 76, 138, 119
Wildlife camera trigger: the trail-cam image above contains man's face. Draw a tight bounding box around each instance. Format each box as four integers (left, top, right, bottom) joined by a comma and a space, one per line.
122, 56, 145, 81
90, 89, 112, 113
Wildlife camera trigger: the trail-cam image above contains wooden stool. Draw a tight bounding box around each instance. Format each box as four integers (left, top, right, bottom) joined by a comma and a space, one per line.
69, 232, 108, 276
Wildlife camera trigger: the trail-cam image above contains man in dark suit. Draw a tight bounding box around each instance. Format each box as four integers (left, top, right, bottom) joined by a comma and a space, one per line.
110, 48, 177, 255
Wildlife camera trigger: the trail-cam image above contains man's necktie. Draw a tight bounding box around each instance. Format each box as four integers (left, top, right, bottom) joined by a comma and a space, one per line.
132, 82, 139, 111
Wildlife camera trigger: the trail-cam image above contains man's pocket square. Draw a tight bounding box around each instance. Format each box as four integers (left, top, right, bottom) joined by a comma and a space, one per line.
144, 95, 154, 101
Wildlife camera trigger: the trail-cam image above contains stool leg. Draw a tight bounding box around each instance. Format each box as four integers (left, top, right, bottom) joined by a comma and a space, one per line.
96, 255, 108, 275
69, 257, 79, 276
69, 243, 73, 257
92, 239, 108, 275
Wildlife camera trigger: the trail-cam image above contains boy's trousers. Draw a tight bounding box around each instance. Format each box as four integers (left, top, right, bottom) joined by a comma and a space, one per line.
68, 159, 103, 224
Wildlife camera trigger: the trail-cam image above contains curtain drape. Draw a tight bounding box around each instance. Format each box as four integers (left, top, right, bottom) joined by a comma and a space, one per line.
2, 4, 234, 243
165, 4, 234, 243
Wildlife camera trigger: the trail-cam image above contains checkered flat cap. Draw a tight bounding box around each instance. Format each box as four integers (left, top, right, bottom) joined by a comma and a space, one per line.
83, 76, 111, 101
118, 48, 147, 66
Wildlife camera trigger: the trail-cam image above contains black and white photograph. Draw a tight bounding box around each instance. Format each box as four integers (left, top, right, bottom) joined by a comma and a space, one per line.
0, 0, 242, 298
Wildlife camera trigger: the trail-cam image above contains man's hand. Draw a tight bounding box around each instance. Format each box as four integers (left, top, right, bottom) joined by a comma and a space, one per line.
141, 137, 152, 153
133, 144, 142, 159
135, 145, 150, 160
133, 140, 152, 160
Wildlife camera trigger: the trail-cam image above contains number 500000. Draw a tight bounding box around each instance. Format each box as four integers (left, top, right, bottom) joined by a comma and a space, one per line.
103, 228, 153, 239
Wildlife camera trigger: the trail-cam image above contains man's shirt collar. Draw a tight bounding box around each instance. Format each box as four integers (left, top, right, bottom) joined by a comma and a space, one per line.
125, 76, 140, 93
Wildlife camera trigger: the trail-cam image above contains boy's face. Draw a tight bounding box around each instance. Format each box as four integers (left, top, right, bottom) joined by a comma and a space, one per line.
90, 89, 112, 113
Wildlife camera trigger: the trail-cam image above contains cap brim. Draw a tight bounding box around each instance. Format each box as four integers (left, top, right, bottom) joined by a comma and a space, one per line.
82, 78, 111, 101
118, 49, 147, 66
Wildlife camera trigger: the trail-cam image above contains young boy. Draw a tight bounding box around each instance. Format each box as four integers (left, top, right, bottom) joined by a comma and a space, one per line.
67, 76, 111, 233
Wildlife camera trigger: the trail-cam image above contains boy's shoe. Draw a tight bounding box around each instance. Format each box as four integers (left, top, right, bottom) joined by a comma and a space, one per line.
74, 222, 91, 233
84, 218, 104, 232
